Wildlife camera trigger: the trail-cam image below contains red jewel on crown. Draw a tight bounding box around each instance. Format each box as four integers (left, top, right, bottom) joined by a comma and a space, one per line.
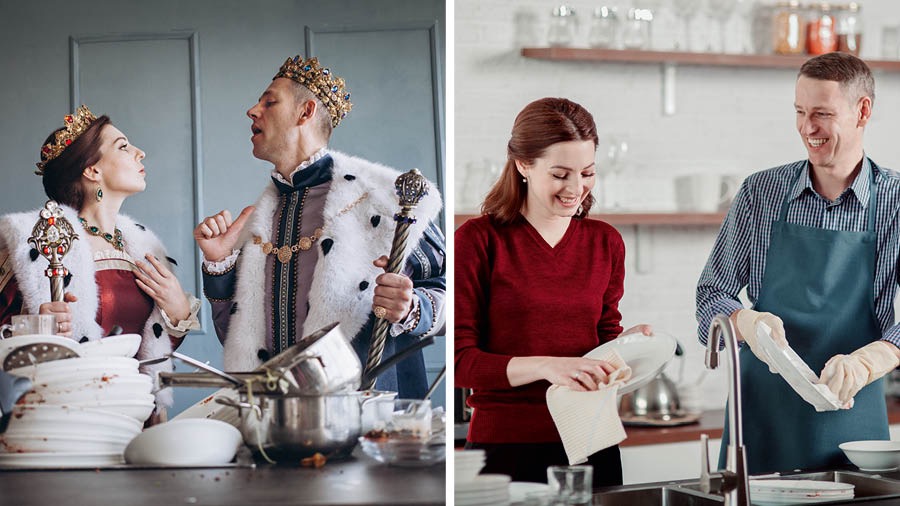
65, 139, 72, 146
65, 115, 73, 123
42, 247, 50, 255
41, 146, 50, 154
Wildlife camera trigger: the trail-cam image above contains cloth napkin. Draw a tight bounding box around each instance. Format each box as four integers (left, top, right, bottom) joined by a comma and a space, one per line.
546, 349, 632, 465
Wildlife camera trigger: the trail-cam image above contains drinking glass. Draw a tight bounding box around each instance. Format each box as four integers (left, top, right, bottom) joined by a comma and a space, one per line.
672, 0, 702, 51
547, 465, 593, 505
0, 314, 57, 338
603, 135, 630, 210
588, 7, 618, 49
705, 0, 737, 52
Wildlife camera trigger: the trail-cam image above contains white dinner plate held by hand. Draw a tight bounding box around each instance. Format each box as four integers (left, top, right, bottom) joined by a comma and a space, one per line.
584, 331, 677, 396
755, 323, 842, 412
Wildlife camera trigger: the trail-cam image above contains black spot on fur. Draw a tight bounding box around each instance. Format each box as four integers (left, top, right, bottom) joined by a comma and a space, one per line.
79, 336, 89, 344
230, 303, 238, 315
371, 215, 381, 228
359, 281, 369, 291
135, 223, 146, 231
152, 323, 163, 338
166, 256, 177, 266
257, 348, 270, 361
343, 174, 356, 181
63, 273, 72, 288
29, 249, 39, 261
321, 238, 333, 255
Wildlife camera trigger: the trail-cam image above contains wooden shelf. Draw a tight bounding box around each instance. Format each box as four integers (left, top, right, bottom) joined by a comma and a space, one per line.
521, 47, 900, 71
454, 212, 726, 228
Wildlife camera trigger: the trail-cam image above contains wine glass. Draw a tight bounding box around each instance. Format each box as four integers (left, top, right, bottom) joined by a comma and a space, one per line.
672, 0, 702, 51
705, 0, 737, 53
603, 135, 630, 210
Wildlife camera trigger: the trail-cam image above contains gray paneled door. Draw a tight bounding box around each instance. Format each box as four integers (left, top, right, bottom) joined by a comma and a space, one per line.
0, 0, 445, 414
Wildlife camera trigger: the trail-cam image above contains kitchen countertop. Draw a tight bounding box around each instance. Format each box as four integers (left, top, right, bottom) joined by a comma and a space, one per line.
0, 452, 446, 506
455, 397, 900, 448
622, 397, 900, 447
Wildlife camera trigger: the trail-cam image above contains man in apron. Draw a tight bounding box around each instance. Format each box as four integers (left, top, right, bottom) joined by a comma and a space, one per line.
696, 52, 900, 475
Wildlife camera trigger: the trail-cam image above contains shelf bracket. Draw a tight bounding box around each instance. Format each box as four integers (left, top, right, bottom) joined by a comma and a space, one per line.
662, 62, 676, 116
634, 225, 653, 275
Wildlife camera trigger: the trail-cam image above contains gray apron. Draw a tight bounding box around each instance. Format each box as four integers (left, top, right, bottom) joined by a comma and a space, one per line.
719, 162, 889, 474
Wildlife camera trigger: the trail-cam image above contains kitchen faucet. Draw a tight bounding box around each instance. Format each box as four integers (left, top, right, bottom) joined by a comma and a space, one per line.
699, 314, 750, 506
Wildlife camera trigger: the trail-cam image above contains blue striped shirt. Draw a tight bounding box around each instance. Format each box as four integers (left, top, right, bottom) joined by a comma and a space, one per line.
697, 157, 900, 349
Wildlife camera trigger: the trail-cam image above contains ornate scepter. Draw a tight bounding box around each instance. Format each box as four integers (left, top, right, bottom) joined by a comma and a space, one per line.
361, 168, 429, 391
28, 201, 78, 302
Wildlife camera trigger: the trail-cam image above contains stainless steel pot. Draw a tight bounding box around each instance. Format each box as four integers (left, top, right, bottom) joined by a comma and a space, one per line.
619, 371, 682, 420
265, 322, 362, 395
217, 391, 383, 462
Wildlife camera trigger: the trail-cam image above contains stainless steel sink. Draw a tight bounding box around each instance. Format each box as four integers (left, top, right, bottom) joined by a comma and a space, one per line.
599, 471, 900, 506
594, 485, 723, 505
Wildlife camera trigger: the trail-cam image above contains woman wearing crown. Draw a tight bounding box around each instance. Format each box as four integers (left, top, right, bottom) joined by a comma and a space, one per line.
0, 105, 201, 412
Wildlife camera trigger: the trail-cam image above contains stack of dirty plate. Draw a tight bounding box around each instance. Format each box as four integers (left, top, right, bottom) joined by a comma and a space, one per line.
750, 479, 854, 505
0, 334, 153, 468
455, 449, 512, 506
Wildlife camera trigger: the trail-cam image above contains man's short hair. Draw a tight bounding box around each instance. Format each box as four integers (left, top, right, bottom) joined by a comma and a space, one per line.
289, 81, 334, 141
799, 52, 875, 105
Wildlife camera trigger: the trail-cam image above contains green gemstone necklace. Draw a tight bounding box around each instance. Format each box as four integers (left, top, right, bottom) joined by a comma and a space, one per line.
78, 216, 125, 251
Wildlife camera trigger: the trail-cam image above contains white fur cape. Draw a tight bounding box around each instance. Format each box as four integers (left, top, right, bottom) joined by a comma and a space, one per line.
0, 204, 176, 406
223, 150, 442, 371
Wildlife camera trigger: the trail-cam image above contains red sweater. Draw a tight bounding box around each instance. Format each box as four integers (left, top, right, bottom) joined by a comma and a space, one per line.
455, 214, 625, 443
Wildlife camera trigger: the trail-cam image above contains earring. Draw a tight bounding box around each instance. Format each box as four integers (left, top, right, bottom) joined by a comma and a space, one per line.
522, 177, 527, 183
95, 185, 103, 202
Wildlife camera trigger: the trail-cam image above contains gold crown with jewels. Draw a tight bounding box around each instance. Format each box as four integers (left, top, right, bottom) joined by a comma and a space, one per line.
274, 56, 352, 128
35, 105, 98, 176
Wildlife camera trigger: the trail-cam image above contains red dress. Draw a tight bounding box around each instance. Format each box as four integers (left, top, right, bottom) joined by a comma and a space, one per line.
1, 249, 153, 338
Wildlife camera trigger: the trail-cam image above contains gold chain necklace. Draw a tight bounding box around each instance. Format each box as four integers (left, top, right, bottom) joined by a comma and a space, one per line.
255, 191, 369, 264
78, 217, 125, 251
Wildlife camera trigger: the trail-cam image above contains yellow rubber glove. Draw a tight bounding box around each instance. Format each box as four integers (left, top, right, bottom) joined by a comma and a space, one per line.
734, 309, 788, 372
819, 341, 900, 405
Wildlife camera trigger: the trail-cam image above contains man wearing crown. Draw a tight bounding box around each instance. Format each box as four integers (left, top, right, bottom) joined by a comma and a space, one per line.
194, 56, 445, 397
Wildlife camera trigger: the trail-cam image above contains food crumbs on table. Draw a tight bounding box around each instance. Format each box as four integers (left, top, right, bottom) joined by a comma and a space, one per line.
301, 453, 327, 468
214, 476, 221, 482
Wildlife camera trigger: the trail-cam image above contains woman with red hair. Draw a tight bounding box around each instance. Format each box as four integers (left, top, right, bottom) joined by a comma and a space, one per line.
455, 97, 648, 486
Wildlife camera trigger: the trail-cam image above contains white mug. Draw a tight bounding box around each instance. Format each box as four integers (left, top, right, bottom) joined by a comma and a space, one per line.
674, 174, 740, 212
0, 314, 57, 338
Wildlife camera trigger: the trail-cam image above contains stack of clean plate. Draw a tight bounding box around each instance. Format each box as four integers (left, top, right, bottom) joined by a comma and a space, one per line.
750, 479, 854, 505
455, 449, 486, 481
456, 474, 511, 506
0, 334, 153, 468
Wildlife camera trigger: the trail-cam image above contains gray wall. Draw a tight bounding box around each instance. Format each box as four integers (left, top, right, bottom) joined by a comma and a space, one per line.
0, 0, 446, 413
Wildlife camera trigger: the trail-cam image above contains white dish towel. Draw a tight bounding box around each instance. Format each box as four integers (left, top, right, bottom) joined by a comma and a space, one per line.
546, 349, 632, 465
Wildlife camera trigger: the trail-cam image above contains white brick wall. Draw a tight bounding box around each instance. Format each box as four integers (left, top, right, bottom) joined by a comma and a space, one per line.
455, 0, 900, 411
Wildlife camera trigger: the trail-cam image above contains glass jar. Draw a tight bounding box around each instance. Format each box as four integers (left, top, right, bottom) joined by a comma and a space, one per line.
836, 3, 862, 56
773, 1, 807, 55
588, 6, 619, 49
621, 8, 653, 50
807, 3, 838, 55
548, 5, 578, 47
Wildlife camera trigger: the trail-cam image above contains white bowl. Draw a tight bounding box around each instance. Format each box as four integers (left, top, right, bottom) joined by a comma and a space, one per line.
79, 334, 142, 358
839, 440, 900, 471
124, 419, 242, 466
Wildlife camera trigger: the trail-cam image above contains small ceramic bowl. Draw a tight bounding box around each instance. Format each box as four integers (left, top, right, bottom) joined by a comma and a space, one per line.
124, 419, 241, 466
839, 440, 900, 471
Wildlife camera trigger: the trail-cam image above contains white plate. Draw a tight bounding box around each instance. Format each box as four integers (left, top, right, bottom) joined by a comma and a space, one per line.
8, 404, 143, 433
1, 432, 131, 453
755, 324, 842, 412
584, 331, 677, 395
23, 377, 153, 404
65, 397, 156, 421
456, 473, 512, 492
79, 334, 141, 358
0, 334, 81, 366
508, 482, 550, 503
0, 451, 124, 469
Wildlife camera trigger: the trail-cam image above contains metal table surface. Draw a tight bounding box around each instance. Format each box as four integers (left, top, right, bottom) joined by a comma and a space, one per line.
0, 456, 446, 506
